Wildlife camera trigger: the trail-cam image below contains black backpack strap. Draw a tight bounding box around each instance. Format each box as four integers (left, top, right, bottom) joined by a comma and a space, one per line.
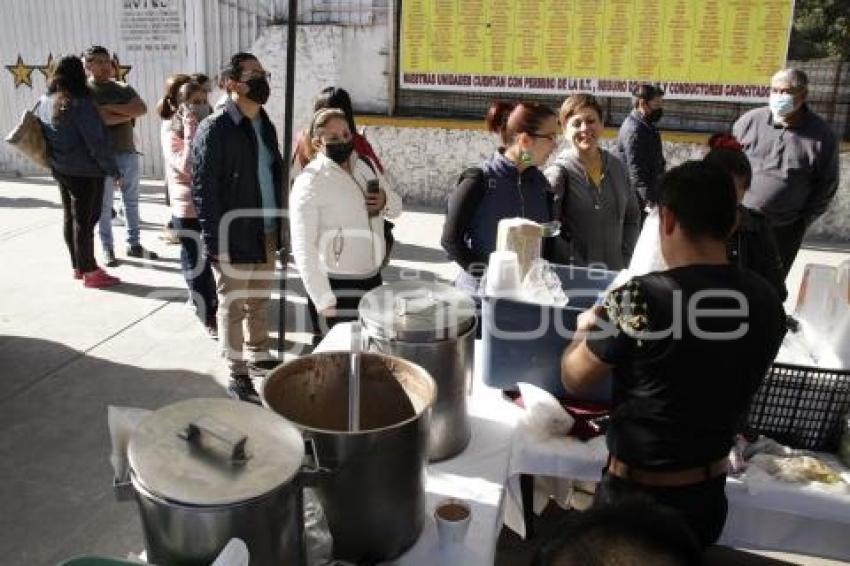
454, 166, 488, 210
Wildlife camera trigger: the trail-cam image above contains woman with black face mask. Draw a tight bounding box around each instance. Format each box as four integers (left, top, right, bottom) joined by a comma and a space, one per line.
289, 108, 402, 340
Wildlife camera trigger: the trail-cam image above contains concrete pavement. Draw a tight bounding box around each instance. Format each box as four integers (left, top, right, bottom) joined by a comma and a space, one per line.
0, 175, 847, 565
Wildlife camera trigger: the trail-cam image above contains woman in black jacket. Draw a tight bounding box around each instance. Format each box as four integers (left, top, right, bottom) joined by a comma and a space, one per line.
704, 134, 787, 301
36, 55, 121, 288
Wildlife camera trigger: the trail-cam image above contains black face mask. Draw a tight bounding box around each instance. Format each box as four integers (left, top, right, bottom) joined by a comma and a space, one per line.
244, 77, 270, 105
325, 141, 354, 164
646, 108, 664, 123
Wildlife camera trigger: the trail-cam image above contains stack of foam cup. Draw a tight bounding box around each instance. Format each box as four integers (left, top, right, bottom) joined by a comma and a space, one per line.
485, 250, 522, 298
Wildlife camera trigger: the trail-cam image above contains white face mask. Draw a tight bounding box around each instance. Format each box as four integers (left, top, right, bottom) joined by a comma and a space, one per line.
187, 103, 211, 120
769, 92, 796, 120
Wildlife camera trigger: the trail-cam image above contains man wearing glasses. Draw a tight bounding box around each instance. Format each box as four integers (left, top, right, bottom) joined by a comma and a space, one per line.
192, 52, 284, 403
733, 68, 839, 277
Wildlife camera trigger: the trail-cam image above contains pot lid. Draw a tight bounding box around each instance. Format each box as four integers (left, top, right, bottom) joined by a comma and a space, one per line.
359, 281, 476, 342
128, 398, 304, 506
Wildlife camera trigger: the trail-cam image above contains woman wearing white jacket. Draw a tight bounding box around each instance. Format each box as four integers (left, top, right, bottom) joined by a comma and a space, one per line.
290, 108, 402, 335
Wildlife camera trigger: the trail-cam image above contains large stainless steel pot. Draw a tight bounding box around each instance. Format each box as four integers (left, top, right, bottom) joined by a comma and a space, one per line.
126, 398, 313, 566
262, 351, 436, 564
359, 281, 477, 461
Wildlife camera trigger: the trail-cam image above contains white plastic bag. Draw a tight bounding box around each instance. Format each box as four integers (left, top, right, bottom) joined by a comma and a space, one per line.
517, 382, 574, 437
628, 207, 667, 276
107, 405, 152, 482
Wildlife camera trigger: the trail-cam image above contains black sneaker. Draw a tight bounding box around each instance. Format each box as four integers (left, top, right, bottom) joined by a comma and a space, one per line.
126, 244, 159, 260
227, 375, 261, 405
104, 248, 119, 267
248, 359, 279, 379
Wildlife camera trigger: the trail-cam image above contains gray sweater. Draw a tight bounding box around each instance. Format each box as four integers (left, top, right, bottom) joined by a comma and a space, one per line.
544, 149, 640, 270
733, 105, 839, 227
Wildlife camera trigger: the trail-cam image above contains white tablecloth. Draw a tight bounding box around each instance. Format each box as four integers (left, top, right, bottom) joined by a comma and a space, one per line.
504, 418, 850, 561
315, 324, 521, 565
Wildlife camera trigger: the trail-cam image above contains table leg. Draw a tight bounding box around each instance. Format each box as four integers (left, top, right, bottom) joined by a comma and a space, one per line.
520, 473, 535, 539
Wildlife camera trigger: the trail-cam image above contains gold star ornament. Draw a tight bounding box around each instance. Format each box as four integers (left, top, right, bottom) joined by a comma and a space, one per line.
112, 54, 131, 83
37, 53, 56, 81
6, 55, 34, 88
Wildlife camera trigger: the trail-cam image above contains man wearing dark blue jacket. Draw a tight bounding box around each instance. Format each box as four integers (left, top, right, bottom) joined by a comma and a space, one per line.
615, 84, 666, 212
192, 52, 284, 403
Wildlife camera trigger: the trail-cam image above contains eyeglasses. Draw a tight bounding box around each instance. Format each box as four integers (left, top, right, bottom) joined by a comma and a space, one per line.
530, 132, 560, 142
770, 86, 800, 95
320, 134, 352, 144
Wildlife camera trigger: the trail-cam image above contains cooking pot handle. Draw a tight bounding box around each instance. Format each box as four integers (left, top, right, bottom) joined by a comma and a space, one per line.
299, 437, 331, 487
178, 416, 250, 464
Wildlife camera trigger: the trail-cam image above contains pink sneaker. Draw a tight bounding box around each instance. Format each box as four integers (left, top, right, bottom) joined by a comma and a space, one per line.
73, 269, 83, 280
83, 268, 121, 288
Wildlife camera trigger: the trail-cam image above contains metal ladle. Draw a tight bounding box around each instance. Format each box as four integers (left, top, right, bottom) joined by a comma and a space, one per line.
348, 322, 361, 432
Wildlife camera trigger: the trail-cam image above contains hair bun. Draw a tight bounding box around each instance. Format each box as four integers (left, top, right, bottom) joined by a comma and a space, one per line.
708, 133, 742, 152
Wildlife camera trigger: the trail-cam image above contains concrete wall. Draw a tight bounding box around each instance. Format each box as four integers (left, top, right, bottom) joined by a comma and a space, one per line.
254, 24, 390, 142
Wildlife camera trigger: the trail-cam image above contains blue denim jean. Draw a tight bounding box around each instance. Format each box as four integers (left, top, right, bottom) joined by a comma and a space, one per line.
99, 151, 141, 250
171, 216, 218, 325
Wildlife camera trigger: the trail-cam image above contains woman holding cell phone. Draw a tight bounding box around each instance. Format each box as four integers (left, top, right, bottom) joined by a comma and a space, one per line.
289, 108, 402, 340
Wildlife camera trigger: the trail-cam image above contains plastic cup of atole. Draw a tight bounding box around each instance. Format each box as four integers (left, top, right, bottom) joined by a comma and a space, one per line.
434, 498, 471, 550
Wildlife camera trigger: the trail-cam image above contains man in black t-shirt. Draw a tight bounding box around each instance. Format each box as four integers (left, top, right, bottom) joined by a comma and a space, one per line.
561, 161, 786, 546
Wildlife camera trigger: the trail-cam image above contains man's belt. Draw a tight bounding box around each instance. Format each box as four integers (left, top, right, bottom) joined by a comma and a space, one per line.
608, 456, 729, 488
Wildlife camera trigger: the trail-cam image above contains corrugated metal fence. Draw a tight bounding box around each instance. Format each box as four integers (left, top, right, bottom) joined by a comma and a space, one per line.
0, 0, 272, 179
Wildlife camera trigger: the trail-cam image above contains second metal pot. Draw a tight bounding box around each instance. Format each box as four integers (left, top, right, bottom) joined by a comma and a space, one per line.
359, 281, 477, 461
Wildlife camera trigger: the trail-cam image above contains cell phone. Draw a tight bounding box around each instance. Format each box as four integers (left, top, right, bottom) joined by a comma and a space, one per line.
366, 179, 380, 194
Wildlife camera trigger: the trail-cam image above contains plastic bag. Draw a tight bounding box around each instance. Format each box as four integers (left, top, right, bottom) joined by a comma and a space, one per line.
304, 488, 334, 566
518, 382, 575, 437
520, 259, 568, 306
628, 207, 667, 276
107, 405, 152, 482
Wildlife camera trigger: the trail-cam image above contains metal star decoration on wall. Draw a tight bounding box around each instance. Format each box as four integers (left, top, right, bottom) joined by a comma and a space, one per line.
112, 54, 132, 82
5, 55, 34, 88
37, 53, 56, 81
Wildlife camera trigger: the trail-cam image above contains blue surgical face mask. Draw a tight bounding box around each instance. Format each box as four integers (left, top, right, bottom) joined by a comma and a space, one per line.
769, 92, 796, 118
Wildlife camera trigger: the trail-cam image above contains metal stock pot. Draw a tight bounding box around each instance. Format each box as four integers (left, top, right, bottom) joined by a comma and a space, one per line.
126, 398, 315, 566
358, 281, 476, 461
263, 351, 436, 564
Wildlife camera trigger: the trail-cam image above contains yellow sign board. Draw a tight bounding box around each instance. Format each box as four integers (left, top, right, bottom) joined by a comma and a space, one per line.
400, 0, 795, 102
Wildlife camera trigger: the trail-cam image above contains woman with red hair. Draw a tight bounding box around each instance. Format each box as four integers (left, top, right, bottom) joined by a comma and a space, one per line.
441, 100, 560, 293
704, 133, 787, 301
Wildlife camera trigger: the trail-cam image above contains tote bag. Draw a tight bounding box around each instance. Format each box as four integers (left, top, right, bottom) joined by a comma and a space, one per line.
5, 102, 49, 169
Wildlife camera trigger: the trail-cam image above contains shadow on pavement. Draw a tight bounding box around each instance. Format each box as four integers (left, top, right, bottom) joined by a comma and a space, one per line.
0, 335, 224, 565
0, 195, 62, 209
115, 257, 182, 273
390, 241, 449, 264
99, 281, 185, 300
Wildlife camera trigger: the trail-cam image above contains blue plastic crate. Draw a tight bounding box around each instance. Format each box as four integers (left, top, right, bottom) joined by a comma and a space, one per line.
481, 264, 617, 402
